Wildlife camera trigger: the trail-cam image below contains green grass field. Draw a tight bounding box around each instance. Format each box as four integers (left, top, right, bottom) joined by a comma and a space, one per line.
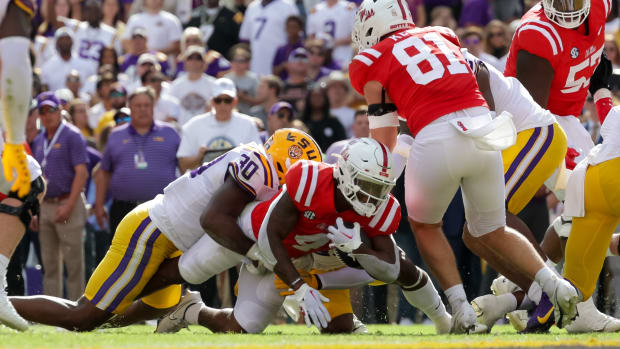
1, 324, 620, 348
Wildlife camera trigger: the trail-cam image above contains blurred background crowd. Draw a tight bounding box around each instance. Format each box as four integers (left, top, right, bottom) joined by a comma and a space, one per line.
5, 0, 620, 326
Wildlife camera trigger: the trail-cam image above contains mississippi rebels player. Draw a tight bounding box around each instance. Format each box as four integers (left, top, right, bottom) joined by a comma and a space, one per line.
502, 0, 616, 333
157, 138, 454, 334
349, 0, 580, 331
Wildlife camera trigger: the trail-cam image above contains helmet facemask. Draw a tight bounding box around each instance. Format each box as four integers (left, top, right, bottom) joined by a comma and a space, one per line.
336, 155, 395, 217
542, 0, 590, 29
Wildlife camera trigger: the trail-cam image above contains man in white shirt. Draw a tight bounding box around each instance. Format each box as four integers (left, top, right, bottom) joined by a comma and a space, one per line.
239, 0, 299, 76
40, 28, 92, 92
177, 78, 261, 172
306, 0, 356, 66
169, 46, 216, 126
123, 0, 183, 55
71, 0, 118, 78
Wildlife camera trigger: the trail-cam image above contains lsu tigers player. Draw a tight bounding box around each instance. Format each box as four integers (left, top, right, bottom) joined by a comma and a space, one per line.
349, 0, 580, 331
9, 129, 320, 331
562, 84, 620, 328
156, 139, 454, 335
500, 0, 616, 333
0, 0, 49, 331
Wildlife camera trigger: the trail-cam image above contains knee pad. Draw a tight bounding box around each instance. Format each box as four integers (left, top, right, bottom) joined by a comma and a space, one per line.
0, 176, 44, 227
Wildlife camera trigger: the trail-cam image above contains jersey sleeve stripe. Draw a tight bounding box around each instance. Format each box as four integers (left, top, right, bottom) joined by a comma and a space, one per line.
294, 161, 309, 203
369, 198, 389, 228
253, 151, 272, 187
604, 0, 611, 16
362, 48, 382, 58
304, 163, 319, 206
229, 163, 258, 197
521, 19, 563, 51
353, 54, 373, 66
518, 25, 559, 55
379, 199, 399, 232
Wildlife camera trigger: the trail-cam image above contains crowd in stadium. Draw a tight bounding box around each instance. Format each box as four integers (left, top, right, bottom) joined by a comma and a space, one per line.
2, 0, 619, 327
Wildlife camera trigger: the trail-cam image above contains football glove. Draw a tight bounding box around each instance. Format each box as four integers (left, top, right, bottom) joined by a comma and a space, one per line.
327, 217, 362, 253
589, 51, 613, 96
2, 143, 31, 197
292, 283, 331, 329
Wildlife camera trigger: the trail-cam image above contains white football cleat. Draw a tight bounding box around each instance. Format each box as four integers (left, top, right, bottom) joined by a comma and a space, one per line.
491, 275, 519, 295
548, 278, 579, 328
0, 279, 28, 331
435, 313, 452, 335
352, 314, 369, 334
566, 298, 620, 333
471, 294, 506, 331
450, 301, 487, 334
506, 310, 528, 332
155, 291, 202, 333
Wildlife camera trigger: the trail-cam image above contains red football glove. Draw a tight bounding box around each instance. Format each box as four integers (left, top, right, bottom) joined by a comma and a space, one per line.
565, 147, 580, 170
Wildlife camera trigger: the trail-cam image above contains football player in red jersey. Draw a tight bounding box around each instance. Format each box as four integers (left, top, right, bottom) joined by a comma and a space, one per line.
500, 0, 619, 333
155, 138, 455, 334
348, 0, 580, 330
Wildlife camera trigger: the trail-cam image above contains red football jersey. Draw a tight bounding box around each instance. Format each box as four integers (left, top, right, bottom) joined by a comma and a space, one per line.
250, 160, 401, 258
505, 1, 611, 117
349, 26, 488, 137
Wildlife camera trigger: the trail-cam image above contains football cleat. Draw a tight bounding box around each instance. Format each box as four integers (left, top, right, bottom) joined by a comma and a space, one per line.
0, 278, 28, 331
522, 293, 554, 333
506, 310, 528, 332
565, 298, 620, 333
155, 291, 201, 333
352, 314, 369, 334
471, 294, 507, 332
491, 275, 519, 296
435, 313, 452, 335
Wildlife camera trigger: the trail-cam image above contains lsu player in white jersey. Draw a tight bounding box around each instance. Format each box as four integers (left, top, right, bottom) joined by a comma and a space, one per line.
9, 129, 322, 331
0, 0, 49, 332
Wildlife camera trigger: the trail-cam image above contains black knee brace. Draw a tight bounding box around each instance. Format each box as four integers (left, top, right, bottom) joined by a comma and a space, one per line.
0, 176, 45, 227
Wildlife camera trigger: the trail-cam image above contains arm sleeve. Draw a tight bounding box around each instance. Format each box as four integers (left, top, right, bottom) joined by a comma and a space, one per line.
168, 14, 184, 42
348, 58, 371, 95
239, 8, 252, 41
176, 125, 199, 158
363, 196, 402, 237
512, 24, 559, 64
69, 132, 90, 168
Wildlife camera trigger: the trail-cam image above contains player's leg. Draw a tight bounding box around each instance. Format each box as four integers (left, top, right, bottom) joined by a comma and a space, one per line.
0, 0, 33, 332
564, 159, 620, 301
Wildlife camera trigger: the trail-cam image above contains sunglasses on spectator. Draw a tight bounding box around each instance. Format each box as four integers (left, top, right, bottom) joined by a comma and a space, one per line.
114, 115, 131, 124
309, 49, 324, 56
39, 106, 58, 115
110, 90, 126, 98
463, 37, 481, 45
214, 97, 234, 104
187, 54, 204, 61
232, 57, 250, 63
277, 111, 292, 120
488, 31, 504, 38
291, 55, 308, 63
67, 76, 80, 83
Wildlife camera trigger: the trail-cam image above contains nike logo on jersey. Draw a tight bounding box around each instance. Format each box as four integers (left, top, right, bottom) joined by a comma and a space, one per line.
537, 306, 555, 324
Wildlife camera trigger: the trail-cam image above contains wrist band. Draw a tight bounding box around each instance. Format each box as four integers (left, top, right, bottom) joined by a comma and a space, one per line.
291, 277, 303, 289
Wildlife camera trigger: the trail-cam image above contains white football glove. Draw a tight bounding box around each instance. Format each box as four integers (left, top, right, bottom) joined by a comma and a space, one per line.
292, 283, 331, 329
327, 217, 362, 253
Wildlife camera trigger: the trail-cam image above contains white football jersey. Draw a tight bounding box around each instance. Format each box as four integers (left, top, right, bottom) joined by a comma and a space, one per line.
239, 0, 299, 75
462, 49, 556, 132
73, 21, 118, 78
307, 0, 356, 66
149, 143, 279, 252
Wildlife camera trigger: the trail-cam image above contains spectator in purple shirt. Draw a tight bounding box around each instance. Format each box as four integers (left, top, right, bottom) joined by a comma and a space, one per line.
272, 15, 305, 81
32, 92, 89, 301
94, 86, 180, 234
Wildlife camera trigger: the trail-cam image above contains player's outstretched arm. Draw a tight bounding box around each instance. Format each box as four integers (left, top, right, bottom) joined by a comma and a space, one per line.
201, 176, 256, 256
515, 50, 554, 108
350, 234, 401, 284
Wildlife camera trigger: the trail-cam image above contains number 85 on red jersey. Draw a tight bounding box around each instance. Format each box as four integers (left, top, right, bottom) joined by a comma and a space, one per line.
348, 26, 488, 137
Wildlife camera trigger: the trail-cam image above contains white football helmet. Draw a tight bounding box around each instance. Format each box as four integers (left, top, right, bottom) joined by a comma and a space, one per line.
352, 0, 415, 51
334, 138, 396, 217
542, 0, 590, 29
